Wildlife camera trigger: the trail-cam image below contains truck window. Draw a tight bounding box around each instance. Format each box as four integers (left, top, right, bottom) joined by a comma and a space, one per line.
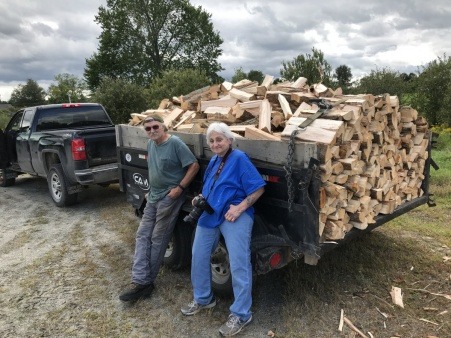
36, 106, 112, 131
7, 111, 24, 132
21, 109, 35, 131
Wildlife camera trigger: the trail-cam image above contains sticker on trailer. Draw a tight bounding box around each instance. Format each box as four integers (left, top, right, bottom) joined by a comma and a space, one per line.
125, 153, 132, 162
133, 173, 149, 191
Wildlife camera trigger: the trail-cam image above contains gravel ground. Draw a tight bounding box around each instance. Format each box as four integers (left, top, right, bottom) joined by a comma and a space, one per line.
0, 175, 287, 338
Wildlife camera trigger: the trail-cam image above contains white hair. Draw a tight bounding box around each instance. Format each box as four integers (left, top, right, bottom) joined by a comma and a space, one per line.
206, 122, 235, 141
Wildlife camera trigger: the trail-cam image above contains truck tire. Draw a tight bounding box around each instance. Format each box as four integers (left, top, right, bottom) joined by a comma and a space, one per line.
47, 164, 78, 207
164, 218, 193, 270
0, 168, 15, 187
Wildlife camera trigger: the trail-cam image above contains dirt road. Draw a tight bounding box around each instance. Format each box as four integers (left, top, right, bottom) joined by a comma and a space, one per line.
0, 175, 285, 337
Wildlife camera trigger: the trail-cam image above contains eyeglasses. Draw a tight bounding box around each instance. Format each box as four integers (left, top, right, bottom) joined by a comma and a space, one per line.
145, 125, 160, 131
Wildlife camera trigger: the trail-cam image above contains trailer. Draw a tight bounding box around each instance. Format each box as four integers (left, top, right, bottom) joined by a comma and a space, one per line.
116, 124, 437, 294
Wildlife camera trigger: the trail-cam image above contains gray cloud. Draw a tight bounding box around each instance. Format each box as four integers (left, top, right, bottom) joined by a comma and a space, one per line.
1, 0, 451, 101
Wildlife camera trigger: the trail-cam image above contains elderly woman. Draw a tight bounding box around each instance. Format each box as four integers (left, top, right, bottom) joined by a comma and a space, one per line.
181, 122, 265, 337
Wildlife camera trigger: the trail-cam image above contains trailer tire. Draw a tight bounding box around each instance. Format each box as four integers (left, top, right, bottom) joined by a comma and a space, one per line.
192, 228, 233, 296
211, 239, 233, 296
47, 164, 78, 207
164, 219, 193, 270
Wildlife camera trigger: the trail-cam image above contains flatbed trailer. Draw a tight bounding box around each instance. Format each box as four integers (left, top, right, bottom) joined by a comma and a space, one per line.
116, 124, 437, 294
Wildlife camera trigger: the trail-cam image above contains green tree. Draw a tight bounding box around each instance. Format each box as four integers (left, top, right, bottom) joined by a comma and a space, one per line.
334, 65, 352, 91
231, 68, 264, 84
247, 69, 264, 84
84, 0, 223, 90
411, 55, 451, 126
92, 78, 149, 124
47, 73, 88, 104
280, 47, 332, 85
351, 67, 406, 99
147, 68, 210, 108
9, 79, 46, 107
231, 67, 247, 83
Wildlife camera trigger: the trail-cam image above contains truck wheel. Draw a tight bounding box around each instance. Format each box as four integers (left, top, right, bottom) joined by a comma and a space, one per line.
0, 168, 15, 187
47, 164, 78, 207
164, 218, 193, 270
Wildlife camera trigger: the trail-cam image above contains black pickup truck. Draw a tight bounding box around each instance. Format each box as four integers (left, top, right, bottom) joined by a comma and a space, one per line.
0, 103, 118, 206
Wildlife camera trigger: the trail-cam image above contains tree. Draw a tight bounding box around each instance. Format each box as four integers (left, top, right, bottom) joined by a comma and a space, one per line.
147, 68, 210, 108
280, 47, 332, 85
9, 79, 46, 107
411, 55, 451, 126
47, 73, 88, 104
351, 67, 406, 99
334, 65, 352, 91
247, 70, 264, 84
231, 67, 247, 83
92, 78, 149, 124
231, 68, 264, 84
84, 0, 223, 90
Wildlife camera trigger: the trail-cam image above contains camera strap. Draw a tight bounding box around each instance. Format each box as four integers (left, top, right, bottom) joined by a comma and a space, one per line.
203, 147, 233, 199
214, 147, 232, 179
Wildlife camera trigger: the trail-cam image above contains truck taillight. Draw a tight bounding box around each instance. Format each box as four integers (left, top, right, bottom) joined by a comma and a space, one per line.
71, 138, 86, 160
62, 103, 81, 108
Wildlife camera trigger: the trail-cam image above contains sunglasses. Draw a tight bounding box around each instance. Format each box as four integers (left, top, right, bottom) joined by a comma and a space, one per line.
144, 125, 160, 131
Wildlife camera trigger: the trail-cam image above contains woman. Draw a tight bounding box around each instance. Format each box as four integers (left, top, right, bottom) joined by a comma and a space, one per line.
181, 122, 265, 337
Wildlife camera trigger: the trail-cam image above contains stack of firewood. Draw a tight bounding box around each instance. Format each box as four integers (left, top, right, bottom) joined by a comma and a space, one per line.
128, 75, 430, 241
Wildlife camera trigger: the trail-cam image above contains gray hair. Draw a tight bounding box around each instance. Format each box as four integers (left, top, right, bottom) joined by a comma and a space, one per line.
206, 122, 235, 141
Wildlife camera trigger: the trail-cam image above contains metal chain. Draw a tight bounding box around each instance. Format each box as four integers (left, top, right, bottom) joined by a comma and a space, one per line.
284, 128, 300, 212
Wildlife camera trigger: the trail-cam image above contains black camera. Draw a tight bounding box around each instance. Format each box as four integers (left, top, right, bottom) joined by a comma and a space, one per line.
183, 195, 214, 224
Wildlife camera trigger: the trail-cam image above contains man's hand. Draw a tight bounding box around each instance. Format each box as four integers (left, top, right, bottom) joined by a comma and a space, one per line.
167, 185, 184, 199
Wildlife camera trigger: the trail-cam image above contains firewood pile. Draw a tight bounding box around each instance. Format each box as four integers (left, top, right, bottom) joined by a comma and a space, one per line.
128, 75, 430, 241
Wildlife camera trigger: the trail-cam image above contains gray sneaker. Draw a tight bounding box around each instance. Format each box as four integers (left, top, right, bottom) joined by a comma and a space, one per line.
219, 314, 252, 336
181, 297, 216, 316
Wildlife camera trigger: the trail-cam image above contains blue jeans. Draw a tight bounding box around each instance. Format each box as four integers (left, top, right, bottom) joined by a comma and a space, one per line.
191, 212, 253, 321
132, 193, 185, 285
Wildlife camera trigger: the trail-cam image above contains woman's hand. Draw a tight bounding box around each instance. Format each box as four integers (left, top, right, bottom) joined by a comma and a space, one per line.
225, 204, 243, 222
225, 187, 265, 222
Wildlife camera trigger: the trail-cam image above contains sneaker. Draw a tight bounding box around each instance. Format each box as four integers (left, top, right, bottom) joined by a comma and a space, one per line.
119, 282, 154, 302
219, 314, 252, 337
181, 297, 216, 316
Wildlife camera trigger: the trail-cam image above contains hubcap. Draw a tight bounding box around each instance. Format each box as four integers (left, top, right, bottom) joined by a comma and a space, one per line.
50, 172, 62, 201
165, 236, 174, 258
211, 243, 230, 284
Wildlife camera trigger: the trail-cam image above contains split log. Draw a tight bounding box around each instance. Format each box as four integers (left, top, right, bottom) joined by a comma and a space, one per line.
229, 88, 255, 102
244, 127, 281, 141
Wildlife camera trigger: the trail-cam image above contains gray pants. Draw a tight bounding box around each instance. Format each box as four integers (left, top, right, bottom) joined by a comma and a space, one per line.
132, 193, 185, 285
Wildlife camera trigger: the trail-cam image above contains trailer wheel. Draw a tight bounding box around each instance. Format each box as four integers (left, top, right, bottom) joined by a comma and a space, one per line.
164, 218, 193, 269
0, 168, 15, 187
211, 239, 233, 296
47, 164, 77, 207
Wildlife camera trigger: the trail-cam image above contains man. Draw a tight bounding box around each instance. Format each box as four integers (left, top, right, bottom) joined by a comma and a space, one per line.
119, 114, 199, 302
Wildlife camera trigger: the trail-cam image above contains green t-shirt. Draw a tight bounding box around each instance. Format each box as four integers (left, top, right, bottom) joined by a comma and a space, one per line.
147, 135, 196, 203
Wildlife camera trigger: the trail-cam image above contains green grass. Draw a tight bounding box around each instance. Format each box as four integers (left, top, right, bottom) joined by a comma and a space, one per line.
0, 109, 15, 129
279, 129, 451, 337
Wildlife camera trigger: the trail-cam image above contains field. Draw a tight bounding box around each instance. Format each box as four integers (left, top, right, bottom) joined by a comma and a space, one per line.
0, 131, 450, 337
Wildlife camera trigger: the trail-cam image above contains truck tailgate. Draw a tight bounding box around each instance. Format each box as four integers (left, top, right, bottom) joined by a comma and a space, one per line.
78, 127, 117, 166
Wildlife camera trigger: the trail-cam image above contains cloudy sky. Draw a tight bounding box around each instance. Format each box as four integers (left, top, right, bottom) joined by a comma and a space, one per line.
1, 0, 451, 102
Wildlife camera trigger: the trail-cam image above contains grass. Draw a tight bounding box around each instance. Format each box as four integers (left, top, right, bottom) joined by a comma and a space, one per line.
280, 130, 451, 337
3, 131, 449, 337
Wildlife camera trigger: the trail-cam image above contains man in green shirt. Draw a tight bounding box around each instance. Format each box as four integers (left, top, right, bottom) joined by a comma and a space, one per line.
120, 114, 199, 302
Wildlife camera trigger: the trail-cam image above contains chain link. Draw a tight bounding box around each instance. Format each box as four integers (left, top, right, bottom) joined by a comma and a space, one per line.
284, 128, 301, 212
